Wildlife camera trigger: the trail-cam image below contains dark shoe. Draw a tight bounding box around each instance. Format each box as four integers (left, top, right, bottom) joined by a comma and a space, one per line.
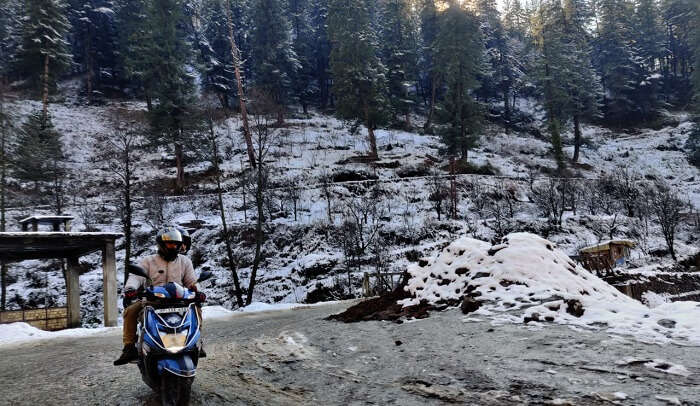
113, 344, 138, 366
199, 347, 207, 358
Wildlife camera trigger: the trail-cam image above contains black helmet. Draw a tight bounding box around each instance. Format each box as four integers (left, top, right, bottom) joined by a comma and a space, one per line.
176, 227, 191, 254
156, 227, 183, 262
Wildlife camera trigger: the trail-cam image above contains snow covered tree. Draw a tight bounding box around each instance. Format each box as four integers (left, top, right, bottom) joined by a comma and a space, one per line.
194, 0, 238, 109
289, 0, 318, 113
660, 0, 695, 104
141, 0, 198, 194
0, 0, 23, 79
0, 83, 13, 310
533, 0, 601, 166
594, 0, 661, 124
686, 1, 700, 167
474, 0, 524, 133
249, 0, 300, 124
68, 0, 118, 102
308, 0, 332, 109
12, 110, 64, 195
433, 2, 483, 160
115, 0, 151, 104
380, 0, 419, 128
14, 0, 72, 117
328, 0, 388, 158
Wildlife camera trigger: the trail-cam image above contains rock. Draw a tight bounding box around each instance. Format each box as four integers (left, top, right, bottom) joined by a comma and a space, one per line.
395, 340, 403, 346
524, 313, 541, 323
657, 319, 676, 329
460, 297, 482, 314
566, 299, 585, 317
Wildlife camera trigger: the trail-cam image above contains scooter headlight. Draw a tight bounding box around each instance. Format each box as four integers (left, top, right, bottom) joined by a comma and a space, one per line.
159, 330, 188, 353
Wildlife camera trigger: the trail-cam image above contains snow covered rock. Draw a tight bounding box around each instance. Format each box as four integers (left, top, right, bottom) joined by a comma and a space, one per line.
400, 232, 700, 345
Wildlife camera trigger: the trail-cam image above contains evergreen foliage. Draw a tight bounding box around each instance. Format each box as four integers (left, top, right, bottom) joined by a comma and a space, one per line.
249, 0, 300, 117
380, 0, 418, 128
433, 2, 483, 159
14, 0, 72, 93
12, 111, 64, 187
328, 0, 388, 157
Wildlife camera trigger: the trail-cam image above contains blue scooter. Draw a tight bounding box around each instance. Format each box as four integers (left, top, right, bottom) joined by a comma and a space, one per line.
127, 264, 213, 406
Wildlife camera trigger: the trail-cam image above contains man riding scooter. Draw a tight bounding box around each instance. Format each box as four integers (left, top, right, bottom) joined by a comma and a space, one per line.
114, 227, 206, 365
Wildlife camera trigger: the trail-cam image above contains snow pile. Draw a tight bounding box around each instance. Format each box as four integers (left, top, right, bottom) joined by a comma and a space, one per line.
399, 232, 700, 345
0, 322, 117, 348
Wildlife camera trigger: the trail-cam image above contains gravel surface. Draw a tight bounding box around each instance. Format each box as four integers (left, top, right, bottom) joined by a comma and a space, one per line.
1, 301, 699, 405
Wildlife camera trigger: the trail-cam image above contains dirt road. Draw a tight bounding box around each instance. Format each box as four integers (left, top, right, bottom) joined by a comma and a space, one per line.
1, 301, 698, 405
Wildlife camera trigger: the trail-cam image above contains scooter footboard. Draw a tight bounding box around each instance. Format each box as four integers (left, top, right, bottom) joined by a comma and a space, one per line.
157, 355, 196, 378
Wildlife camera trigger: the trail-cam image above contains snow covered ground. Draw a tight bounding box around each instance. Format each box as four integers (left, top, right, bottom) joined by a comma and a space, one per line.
1, 94, 698, 329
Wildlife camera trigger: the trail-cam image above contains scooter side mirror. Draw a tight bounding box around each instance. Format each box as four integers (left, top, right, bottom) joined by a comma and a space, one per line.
197, 271, 214, 283
127, 263, 150, 279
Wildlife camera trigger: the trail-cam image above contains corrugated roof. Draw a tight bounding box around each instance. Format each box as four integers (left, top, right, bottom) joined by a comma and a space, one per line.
580, 240, 636, 254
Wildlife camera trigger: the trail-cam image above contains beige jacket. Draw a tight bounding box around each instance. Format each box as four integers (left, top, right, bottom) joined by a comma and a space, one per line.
125, 254, 197, 291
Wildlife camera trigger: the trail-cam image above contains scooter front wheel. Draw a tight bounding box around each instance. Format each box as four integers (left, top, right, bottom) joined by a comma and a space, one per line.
160, 372, 193, 406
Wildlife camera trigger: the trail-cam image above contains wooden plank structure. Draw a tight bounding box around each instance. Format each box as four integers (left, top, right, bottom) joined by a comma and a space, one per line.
579, 240, 635, 274
19, 215, 74, 232
0, 232, 122, 328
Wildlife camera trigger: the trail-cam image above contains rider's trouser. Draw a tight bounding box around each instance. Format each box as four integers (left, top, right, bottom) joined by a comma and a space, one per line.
122, 302, 203, 346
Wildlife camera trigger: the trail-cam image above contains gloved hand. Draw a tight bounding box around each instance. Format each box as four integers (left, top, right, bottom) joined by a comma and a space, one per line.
123, 288, 138, 308
195, 292, 206, 303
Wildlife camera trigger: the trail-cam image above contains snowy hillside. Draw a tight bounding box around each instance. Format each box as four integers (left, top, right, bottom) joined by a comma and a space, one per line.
2, 96, 699, 326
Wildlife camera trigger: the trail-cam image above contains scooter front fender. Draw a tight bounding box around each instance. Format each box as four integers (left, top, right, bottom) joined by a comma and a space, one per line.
156, 354, 196, 378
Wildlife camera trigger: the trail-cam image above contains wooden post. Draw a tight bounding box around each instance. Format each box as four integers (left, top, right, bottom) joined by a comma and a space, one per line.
66, 257, 81, 328
362, 273, 370, 297
32, 220, 38, 232
102, 240, 118, 327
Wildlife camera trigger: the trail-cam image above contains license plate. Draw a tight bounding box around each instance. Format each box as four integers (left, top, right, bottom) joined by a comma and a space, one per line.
155, 307, 188, 314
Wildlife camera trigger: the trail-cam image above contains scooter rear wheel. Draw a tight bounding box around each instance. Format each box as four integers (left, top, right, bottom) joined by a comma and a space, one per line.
160, 372, 193, 406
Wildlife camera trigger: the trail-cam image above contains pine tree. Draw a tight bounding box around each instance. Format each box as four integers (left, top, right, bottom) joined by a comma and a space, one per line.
0, 0, 23, 79
380, 0, 418, 128
115, 0, 150, 104
12, 111, 64, 191
328, 0, 388, 158
660, 0, 695, 104
419, 0, 438, 131
685, 1, 699, 166
14, 0, 72, 116
141, 0, 198, 193
594, 0, 658, 124
309, 0, 331, 108
433, 2, 483, 160
69, 0, 119, 102
196, 0, 237, 109
249, 0, 300, 124
289, 0, 317, 113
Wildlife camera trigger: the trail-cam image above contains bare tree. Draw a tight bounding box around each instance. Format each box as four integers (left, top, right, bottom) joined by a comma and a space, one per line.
93, 110, 144, 282
246, 94, 280, 305
612, 167, 640, 217
531, 178, 565, 226
204, 110, 245, 307
648, 182, 685, 260
428, 172, 448, 221
319, 169, 334, 224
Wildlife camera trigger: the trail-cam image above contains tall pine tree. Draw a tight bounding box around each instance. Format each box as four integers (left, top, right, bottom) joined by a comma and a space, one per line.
249, 0, 300, 124
380, 0, 418, 128
141, 0, 198, 193
14, 0, 72, 116
328, 0, 388, 158
433, 2, 483, 160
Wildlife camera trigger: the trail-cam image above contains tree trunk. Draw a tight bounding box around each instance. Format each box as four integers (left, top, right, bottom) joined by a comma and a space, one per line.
246, 159, 265, 305
145, 88, 153, 112
174, 141, 185, 194
363, 102, 378, 159
424, 78, 437, 133
503, 88, 511, 135
225, 0, 256, 169
209, 120, 245, 307
42, 52, 50, 121
404, 111, 411, 130
573, 114, 581, 163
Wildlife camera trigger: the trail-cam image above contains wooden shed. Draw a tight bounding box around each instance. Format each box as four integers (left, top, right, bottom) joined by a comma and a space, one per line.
579, 240, 636, 274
